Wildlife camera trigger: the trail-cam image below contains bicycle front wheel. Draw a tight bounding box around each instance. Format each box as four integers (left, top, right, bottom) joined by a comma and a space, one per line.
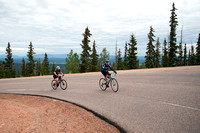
60, 79, 67, 90
51, 80, 57, 90
99, 78, 107, 91
110, 78, 119, 92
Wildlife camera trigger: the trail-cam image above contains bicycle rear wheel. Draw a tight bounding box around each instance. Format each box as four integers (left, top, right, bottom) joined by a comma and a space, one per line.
110, 78, 119, 92
51, 80, 57, 90
60, 79, 67, 90
99, 78, 107, 91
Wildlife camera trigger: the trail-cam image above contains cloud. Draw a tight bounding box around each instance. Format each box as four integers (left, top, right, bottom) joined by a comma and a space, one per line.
0, 0, 199, 56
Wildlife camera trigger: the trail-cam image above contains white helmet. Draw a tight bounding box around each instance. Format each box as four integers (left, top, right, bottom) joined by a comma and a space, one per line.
56, 66, 60, 70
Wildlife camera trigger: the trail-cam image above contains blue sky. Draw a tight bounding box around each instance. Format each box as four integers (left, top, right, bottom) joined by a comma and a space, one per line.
0, 0, 199, 56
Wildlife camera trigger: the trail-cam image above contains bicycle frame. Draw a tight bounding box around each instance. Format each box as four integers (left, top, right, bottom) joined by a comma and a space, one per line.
107, 72, 116, 84
57, 75, 64, 82
107, 74, 112, 84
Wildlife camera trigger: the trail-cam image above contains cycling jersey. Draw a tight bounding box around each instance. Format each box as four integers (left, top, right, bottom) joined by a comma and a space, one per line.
53, 70, 61, 79
101, 64, 116, 73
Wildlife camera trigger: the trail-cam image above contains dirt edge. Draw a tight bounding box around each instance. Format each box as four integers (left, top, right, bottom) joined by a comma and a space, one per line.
0, 93, 127, 133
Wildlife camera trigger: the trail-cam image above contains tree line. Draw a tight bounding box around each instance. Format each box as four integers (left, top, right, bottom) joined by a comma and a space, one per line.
0, 3, 200, 79
143, 3, 200, 68
0, 41, 53, 78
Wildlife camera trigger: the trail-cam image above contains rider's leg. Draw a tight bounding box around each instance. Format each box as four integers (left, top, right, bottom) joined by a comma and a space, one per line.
105, 74, 108, 82
105, 74, 110, 87
55, 77, 58, 87
55, 79, 57, 86
101, 71, 107, 82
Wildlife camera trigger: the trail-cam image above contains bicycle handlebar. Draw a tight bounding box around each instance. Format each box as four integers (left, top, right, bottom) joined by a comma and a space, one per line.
58, 74, 64, 78
109, 72, 117, 76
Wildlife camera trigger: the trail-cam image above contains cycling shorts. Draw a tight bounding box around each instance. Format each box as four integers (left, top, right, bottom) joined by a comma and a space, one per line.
101, 70, 109, 77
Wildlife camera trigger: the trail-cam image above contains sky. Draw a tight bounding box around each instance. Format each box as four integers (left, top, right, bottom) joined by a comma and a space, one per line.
0, 0, 200, 56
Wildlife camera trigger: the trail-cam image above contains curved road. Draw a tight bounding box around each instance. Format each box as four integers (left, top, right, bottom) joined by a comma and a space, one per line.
0, 66, 200, 132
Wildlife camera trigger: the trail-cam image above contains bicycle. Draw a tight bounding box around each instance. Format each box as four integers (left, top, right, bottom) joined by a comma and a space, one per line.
51, 75, 67, 90
99, 72, 119, 92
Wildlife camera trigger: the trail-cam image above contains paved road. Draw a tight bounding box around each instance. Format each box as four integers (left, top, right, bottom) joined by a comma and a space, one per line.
0, 66, 200, 132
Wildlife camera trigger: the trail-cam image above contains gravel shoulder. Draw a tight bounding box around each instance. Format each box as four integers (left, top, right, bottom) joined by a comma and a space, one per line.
0, 94, 120, 133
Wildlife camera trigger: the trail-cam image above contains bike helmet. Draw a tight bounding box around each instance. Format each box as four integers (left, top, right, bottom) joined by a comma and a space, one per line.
105, 60, 110, 64
56, 66, 60, 70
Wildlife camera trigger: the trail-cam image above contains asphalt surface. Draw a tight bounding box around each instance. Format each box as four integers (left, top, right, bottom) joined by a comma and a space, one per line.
0, 66, 200, 133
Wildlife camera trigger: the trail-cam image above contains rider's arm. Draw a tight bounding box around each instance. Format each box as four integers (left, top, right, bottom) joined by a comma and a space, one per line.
61, 71, 64, 76
109, 65, 117, 74
59, 70, 64, 76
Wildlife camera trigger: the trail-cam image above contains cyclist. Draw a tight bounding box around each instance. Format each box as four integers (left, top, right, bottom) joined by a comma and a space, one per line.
53, 66, 64, 87
101, 60, 117, 87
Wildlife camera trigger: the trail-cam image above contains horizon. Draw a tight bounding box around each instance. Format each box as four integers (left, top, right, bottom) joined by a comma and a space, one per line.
0, 53, 146, 64
0, 42, 198, 57
0, 53, 147, 57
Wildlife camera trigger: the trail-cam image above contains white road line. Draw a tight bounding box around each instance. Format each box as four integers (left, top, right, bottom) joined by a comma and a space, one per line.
7, 82, 30, 85
5, 89, 27, 91
161, 101, 200, 112
4, 88, 50, 91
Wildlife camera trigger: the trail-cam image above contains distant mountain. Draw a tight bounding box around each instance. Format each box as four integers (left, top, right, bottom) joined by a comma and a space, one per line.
0, 54, 146, 64
0, 54, 67, 64
109, 55, 145, 64
0, 54, 22, 59
34, 54, 67, 64
34, 54, 67, 59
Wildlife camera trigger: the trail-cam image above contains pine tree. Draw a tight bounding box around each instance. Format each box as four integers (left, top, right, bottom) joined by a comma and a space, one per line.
98, 48, 110, 69
80, 27, 92, 73
196, 33, 200, 65
127, 33, 138, 69
16, 69, 20, 77
178, 43, 183, 66
113, 41, 118, 69
117, 49, 123, 70
177, 25, 183, 66
123, 41, 128, 70
72, 53, 80, 73
42, 53, 50, 75
27, 42, 36, 76
183, 43, 187, 66
169, 3, 178, 66
140, 62, 146, 69
4, 42, 16, 78
154, 37, 161, 68
0, 61, 5, 78
26, 62, 29, 75
188, 50, 191, 65
51, 62, 55, 74
66, 49, 80, 73
190, 45, 195, 65
145, 26, 155, 68
90, 40, 99, 72
162, 39, 169, 67
36, 59, 41, 76
21, 58, 26, 77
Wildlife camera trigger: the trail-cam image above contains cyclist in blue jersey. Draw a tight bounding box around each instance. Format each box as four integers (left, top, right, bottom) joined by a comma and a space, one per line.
101, 60, 117, 87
